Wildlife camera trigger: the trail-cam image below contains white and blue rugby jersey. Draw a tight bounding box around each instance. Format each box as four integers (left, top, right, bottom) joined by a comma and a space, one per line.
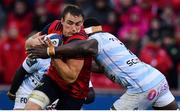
88, 32, 165, 93
21, 57, 50, 91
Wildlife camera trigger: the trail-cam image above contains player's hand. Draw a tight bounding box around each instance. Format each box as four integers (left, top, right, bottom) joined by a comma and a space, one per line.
25, 32, 47, 49
26, 45, 49, 59
7, 91, 16, 101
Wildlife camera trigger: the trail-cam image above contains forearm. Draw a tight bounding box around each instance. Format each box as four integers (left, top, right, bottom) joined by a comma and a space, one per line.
52, 59, 78, 83
25, 32, 46, 48
54, 40, 97, 58
54, 42, 88, 58
9, 66, 27, 94
27, 39, 97, 59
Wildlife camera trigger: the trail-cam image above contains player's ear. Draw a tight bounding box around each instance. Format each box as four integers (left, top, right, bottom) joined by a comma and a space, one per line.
61, 18, 64, 24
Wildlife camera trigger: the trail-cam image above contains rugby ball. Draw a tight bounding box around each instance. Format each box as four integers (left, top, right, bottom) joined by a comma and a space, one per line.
44, 33, 63, 47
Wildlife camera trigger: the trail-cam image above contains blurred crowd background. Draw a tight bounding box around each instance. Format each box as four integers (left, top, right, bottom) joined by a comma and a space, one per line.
0, 0, 179, 90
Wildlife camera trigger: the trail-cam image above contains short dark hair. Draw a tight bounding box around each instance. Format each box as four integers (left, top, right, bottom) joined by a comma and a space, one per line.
61, 5, 84, 19
84, 18, 101, 28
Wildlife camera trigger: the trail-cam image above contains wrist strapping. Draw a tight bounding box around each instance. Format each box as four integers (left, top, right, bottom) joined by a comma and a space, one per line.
47, 46, 55, 57
84, 26, 102, 34
7, 91, 15, 97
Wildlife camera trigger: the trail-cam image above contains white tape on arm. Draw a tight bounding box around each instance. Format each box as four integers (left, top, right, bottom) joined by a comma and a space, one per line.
28, 90, 50, 109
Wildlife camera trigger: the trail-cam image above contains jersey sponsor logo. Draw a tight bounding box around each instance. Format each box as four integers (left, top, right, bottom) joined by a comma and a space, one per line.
157, 81, 168, 96
26, 58, 37, 67
20, 97, 28, 103
147, 89, 157, 100
126, 58, 141, 66
159, 82, 168, 93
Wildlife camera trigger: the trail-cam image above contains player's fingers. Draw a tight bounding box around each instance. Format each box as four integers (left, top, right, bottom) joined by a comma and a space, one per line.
38, 38, 46, 46
28, 54, 36, 59
31, 32, 42, 39
43, 40, 50, 47
26, 49, 32, 55
26, 48, 38, 56
38, 35, 47, 45
46, 37, 53, 47
27, 50, 39, 59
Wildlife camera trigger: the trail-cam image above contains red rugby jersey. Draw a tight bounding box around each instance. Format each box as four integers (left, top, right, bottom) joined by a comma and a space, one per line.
46, 20, 92, 99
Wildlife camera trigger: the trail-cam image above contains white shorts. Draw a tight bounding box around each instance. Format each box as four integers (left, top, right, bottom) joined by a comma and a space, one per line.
14, 86, 32, 109
113, 79, 175, 110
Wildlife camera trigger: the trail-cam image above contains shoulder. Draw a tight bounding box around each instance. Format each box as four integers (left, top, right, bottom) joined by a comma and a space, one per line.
48, 20, 63, 34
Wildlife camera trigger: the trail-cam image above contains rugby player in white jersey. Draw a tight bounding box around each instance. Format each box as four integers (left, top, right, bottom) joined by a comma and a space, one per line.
7, 33, 95, 109
27, 18, 178, 110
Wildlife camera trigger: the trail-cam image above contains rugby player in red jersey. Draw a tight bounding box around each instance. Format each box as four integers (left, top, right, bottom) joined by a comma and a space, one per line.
24, 5, 94, 110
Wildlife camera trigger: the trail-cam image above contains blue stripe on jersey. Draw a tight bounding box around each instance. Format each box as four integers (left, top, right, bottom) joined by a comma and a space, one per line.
128, 65, 154, 82
101, 49, 144, 92
92, 32, 165, 93
128, 74, 165, 93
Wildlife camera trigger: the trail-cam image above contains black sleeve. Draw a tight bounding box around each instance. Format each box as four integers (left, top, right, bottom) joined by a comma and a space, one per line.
84, 87, 95, 104
41, 23, 51, 35
9, 65, 29, 95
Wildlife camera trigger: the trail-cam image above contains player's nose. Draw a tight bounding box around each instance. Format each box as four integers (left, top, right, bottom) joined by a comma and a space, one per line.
72, 25, 78, 33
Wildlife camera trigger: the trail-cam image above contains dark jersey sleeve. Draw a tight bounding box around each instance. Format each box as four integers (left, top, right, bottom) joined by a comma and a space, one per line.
9, 66, 29, 95
41, 20, 62, 35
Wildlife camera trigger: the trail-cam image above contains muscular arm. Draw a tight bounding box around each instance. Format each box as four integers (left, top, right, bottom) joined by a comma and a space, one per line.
55, 39, 98, 58
7, 66, 28, 100
91, 60, 104, 73
52, 58, 84, 83
27, 39, 98, 59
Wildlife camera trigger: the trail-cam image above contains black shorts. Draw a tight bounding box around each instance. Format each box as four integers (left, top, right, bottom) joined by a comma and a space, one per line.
34, 75, 84, 110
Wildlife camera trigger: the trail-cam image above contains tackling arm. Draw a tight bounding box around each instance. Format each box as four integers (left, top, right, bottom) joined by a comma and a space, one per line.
54, 39, 98, 58
52, 58, 84, 83
91, 60, 104, 73
27, 39, 98, 59
7, 66, 28, 100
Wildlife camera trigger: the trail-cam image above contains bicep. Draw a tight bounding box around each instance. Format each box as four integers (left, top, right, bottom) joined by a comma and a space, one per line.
66, 59, 84, 76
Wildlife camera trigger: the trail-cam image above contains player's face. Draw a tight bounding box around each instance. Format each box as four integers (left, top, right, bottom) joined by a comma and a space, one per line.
61, 13, 83, 37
